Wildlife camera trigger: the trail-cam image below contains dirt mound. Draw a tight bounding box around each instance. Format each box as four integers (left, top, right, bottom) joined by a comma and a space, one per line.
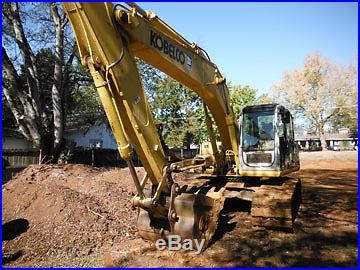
2, 164, 145, 264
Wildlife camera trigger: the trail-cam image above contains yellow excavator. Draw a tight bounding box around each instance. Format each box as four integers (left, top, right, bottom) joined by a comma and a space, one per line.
63, 2, 301, 249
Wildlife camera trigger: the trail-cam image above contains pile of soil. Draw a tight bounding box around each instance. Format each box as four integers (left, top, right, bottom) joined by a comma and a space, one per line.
2, 164, 144, 264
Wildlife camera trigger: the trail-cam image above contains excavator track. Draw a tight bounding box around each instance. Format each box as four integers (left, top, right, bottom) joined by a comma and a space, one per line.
137, 175, 301, 250
251, 177, 302, 231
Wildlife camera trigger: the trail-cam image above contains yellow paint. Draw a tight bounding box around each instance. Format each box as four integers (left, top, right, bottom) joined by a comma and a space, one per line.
240, 166, 300, 177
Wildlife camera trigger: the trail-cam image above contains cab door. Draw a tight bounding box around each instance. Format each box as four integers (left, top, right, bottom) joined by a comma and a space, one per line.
283, 111, 299, 168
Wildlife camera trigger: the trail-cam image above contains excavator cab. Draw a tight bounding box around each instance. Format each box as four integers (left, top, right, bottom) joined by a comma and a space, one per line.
239, 104, 300, 177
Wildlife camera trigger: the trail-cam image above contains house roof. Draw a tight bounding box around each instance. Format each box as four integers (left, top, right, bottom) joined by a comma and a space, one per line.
2, 113, 109, 139
65, 112, 108, 132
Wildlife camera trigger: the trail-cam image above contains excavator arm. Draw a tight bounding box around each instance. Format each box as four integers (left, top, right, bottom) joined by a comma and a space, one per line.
63, 2, 239, 216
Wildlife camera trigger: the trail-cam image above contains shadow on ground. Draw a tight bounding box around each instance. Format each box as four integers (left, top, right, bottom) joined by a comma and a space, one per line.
203, 169, 358, 267
2, 218, 29, 241
2, 218, 29, 265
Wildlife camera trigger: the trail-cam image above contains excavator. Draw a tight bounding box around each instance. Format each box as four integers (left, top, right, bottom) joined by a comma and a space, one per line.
63, 2, 302, 250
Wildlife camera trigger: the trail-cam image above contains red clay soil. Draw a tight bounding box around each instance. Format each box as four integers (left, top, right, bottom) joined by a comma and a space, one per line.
2, 164, 143, 267
2, 151, 358, 267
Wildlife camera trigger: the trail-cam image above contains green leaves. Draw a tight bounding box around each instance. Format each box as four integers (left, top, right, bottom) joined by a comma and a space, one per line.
229, 84, 257, 120
150, 75, 201, 148
228, 83, 270, 120
137, 60, 267, 148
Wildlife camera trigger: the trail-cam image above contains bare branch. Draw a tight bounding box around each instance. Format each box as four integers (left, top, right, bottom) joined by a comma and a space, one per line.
50, 2, 61, 26
61, 17, 69, 28
2, 85, 31, 141
2, 47, 22, 92
3, 3, 42, 118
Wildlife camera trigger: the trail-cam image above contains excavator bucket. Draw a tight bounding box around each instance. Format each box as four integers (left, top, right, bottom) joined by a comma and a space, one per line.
137, 181, 225, 250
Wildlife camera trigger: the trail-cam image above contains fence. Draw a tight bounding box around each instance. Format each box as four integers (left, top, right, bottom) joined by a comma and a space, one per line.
2, 150, 41, 183
2, 149, 41, 166
69, 148, 134, 167
2, 148, 142, 182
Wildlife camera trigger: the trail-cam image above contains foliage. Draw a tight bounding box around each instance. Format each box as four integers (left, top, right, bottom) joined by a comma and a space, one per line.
68, 84, 103, 114
339, 140, 352, 149
150, 76, 202, 148
330, 112, 357, 134
137, 60, 271, 148
2, 95, 16, 128
136, 58, 162, 104
229, 84, 258, 120
257, 93, 273, 104
272, 52, 357, 150
137, 59, 205, 148
329, 59, 358, 134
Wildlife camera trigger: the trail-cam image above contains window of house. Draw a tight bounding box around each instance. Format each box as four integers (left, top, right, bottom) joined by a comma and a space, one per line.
89, 139, 103, 148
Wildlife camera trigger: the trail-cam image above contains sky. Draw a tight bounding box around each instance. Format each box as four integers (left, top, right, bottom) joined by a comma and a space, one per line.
138, 2, 358, 96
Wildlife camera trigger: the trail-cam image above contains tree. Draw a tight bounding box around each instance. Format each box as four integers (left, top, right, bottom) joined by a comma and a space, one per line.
137, 59, 205, 148
258, 93, 273, 104
2, 2, 76, 159
193, 84, 262, 144
329, 59, 358, 134
229, 84, 258, 119
136, 62, 270, 148
151, 76, 201, 148
136, 58, 162, 104
330, 111, 357, 134
272, 52, 357, 150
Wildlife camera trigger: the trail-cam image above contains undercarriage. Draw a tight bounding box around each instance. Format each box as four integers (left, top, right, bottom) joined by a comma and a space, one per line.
137, 173, 302, 251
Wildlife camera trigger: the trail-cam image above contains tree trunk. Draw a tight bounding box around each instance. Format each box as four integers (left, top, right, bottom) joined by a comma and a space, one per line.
50, 3, 69, 160
319, 128, 328, 151
51, 27, 65, 157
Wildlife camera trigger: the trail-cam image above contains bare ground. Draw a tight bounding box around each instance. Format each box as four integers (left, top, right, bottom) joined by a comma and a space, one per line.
2, 151, 358, 267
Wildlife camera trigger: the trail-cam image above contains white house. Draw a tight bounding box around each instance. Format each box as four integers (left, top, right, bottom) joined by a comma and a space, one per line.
2, 114, 118, 151
2, 128, 34, 150
64, 123, 117, 149
63, 112, 118, 149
